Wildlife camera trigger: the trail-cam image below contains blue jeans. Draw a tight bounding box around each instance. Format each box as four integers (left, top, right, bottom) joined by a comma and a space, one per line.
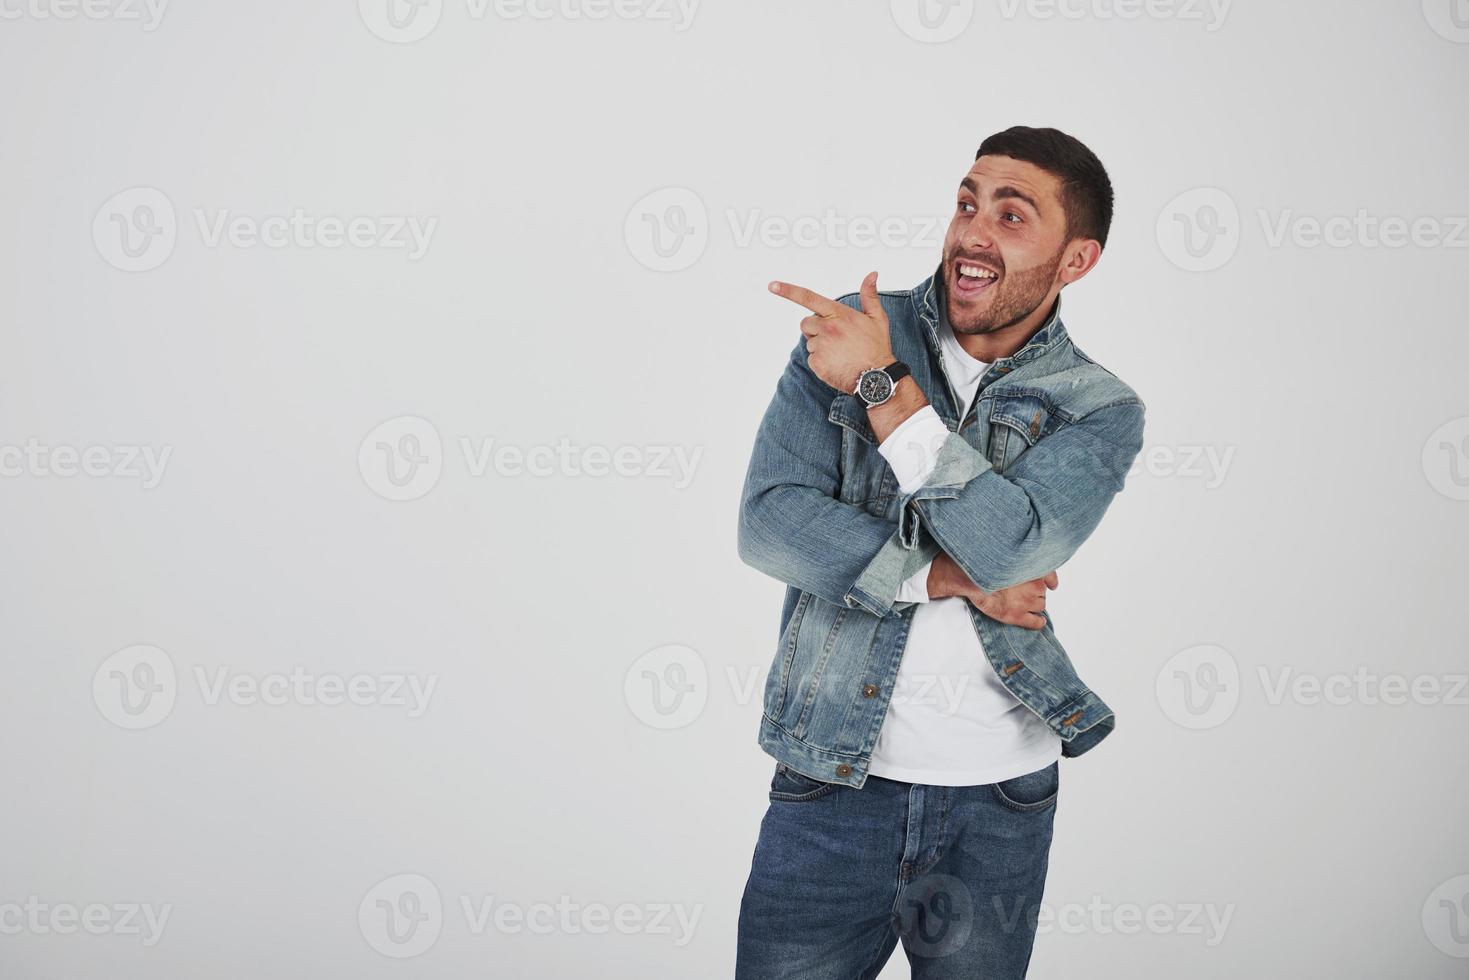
736, 761, 1059, 979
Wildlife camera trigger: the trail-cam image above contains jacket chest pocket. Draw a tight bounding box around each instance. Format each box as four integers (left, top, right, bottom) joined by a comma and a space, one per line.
829, 393, 898, 518
987, 388, 1063, 473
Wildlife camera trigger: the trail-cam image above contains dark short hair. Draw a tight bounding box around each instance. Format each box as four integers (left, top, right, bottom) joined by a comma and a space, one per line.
976, 126, 1113, 249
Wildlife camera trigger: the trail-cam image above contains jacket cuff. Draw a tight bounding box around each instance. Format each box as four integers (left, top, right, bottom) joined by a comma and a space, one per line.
844, 525, 942, 617
894, 432, 995, 548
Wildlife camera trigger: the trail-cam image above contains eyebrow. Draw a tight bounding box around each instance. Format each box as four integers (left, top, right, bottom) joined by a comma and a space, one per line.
960, 177, 1042, 217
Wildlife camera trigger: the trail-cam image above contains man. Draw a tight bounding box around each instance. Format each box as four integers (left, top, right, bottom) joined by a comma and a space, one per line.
734, 126, 1145, 978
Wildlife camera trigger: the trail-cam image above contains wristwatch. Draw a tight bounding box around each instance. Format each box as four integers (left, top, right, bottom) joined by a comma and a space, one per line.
854, 360, 911, 407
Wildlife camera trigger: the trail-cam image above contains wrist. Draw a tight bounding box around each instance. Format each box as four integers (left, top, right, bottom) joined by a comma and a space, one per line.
866, 376, 928, 443
926, 553, 957, 599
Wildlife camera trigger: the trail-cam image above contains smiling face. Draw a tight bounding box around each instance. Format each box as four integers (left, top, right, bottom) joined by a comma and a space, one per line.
942, 154, 1084, 337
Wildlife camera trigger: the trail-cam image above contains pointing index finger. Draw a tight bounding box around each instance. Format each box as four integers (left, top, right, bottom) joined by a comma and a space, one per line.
769, 280, 842, 317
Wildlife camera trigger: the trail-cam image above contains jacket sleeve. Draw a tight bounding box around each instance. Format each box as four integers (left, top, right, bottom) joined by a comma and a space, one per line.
736, 314, 939, 616
878, 398, 1146, 594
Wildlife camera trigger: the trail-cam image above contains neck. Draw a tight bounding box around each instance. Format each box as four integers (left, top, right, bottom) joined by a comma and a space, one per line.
943, 286, 1059, 363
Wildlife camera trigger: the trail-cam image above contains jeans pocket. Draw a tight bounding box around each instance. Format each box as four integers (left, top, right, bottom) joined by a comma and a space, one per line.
768, 762, 840, 803
990, 761, 1059, 813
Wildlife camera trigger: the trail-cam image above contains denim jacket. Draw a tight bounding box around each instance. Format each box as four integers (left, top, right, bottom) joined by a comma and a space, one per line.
737, 268, 1145, 787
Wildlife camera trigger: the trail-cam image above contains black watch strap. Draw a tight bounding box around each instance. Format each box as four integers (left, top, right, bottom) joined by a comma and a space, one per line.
882, 360, 911, 385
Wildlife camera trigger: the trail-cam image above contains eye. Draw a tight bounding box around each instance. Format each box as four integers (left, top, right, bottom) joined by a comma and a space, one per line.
1002, 211, 1023, 224
958, 201, 976, 214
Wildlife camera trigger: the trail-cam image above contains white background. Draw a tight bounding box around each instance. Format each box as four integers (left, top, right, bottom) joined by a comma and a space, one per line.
2, 0, 1467, 977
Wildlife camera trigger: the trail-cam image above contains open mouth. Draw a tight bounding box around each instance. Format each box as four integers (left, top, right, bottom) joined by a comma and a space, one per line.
953, 260, 1000, 298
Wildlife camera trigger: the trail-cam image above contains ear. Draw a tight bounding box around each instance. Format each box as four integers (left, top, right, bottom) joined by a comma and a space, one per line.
1057, 238, 1102, 287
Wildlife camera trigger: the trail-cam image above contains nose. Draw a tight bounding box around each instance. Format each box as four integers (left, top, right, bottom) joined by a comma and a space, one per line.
960, 211, 995, 252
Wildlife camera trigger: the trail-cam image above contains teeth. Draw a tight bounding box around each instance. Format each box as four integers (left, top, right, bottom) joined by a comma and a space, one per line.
959, 264, 996, 279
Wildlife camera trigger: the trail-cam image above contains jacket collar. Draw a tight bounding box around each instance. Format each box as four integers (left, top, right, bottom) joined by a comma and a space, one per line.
912, 264, 1069, 370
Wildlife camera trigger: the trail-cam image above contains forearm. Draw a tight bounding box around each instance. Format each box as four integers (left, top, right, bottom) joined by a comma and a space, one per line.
871, 399, 1145, 593
737, 324, 938, 616
738, 486, 920, 612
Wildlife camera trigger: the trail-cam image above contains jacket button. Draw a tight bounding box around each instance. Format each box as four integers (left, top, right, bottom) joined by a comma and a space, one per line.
861, 683, 878, 698
835, 764, 853, 777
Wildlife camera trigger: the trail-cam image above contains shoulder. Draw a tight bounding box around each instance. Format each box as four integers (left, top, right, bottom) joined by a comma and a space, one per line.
1013, 342, 1145, 424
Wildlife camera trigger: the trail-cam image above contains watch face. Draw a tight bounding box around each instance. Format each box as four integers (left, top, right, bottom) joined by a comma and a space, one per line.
857, 369, 894, 405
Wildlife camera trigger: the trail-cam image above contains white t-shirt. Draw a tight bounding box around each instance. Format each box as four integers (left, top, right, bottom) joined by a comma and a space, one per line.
865, 318, 1062, 786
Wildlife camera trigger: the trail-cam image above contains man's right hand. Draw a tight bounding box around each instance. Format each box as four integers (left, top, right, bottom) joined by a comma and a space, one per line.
927, 552, 1058, 630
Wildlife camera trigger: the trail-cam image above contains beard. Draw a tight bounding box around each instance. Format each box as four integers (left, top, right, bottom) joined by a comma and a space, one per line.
943, 241, 1066, 335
